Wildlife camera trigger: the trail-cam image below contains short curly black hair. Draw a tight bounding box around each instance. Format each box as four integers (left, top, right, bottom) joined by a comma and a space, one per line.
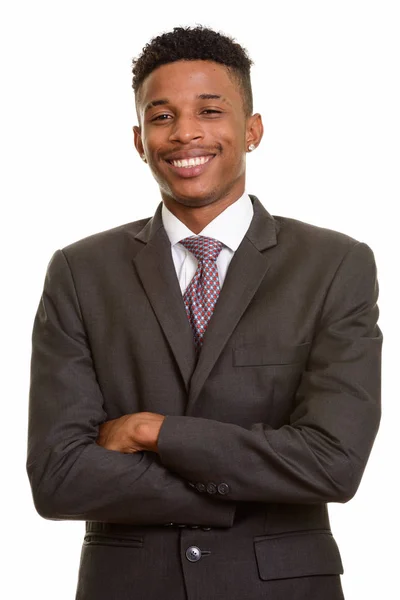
132, 26, 253, 116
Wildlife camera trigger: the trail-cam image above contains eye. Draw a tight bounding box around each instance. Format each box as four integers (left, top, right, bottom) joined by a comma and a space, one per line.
151, 113, 172, 122
201, 109, 222, 115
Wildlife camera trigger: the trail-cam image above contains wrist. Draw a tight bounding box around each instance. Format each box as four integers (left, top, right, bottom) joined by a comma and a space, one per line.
138, 419, 165, 453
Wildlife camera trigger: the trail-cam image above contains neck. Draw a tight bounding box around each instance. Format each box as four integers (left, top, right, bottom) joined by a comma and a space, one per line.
162, 190, 244, 234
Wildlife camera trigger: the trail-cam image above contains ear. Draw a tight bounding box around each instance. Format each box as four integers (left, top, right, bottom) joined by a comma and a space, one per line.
133, 125, 145, 158
245, 113, 264, 152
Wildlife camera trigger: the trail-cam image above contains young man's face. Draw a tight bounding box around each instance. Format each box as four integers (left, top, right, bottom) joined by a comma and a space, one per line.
134, 60, 262, 210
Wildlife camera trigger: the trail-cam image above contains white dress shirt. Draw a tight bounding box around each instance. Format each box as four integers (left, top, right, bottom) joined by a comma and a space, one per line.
161, 193, 254, 295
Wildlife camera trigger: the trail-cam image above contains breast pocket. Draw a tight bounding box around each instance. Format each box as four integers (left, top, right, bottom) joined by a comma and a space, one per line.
232, 343, 311, 427
233, 342, 311, 367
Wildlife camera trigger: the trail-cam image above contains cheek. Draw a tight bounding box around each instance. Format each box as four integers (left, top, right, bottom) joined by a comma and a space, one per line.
142, 138, 159, 159
141, 128, 163, 156
216, 122, 246, 154
219, 134, 246, 171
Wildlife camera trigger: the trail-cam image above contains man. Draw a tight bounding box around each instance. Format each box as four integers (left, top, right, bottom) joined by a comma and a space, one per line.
27, 26, 382, 600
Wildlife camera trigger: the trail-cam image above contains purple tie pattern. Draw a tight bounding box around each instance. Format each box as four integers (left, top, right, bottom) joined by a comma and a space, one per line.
179, 236, 224, 351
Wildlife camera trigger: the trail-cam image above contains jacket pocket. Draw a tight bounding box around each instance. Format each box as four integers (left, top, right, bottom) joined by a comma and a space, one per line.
233, 342, 311, 367
83, 532, 144, 549
254, 530, 343, 581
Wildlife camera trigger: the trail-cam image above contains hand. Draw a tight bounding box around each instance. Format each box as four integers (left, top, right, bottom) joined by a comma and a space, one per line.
96, 412, 166, 454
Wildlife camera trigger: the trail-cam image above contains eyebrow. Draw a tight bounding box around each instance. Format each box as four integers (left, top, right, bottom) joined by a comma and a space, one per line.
144, 99, 169, 112
198, 94, 223, 101
144, 94, 231, 112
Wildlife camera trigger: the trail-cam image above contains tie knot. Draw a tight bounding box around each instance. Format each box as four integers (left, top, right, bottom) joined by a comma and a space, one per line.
179, 236, 223, 262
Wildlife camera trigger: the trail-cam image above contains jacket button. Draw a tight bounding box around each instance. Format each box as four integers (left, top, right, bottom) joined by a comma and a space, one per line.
189, 525, 199, 529
217, 482, 230, 495
201, 527, 211, 531
185, 546, 202, 562
188, 482, 196, 488
206, 482, 217, 494
195, 482, 206, 492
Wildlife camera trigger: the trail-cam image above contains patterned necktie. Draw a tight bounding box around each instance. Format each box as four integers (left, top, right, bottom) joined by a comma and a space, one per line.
179, 235, 224, 352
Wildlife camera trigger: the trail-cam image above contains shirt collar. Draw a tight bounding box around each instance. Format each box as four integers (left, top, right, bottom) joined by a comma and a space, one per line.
161, 192, 254, 251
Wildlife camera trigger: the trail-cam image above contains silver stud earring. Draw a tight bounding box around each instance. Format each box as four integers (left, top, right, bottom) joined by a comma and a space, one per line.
141, 154, 147, 162
248, 144, 256, 152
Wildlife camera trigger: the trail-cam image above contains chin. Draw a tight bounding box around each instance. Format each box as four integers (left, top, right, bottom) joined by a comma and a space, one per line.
163, 186, 221, 208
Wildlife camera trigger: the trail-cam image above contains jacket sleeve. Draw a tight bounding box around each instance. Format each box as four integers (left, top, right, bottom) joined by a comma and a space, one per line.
26, 249, 235, 527
157, 241, 383, 504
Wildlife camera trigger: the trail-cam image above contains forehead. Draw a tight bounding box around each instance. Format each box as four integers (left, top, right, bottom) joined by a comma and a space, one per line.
137, 60, 242, 109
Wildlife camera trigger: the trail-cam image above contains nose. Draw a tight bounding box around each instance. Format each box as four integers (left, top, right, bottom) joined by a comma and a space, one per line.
168, 114, 204, 144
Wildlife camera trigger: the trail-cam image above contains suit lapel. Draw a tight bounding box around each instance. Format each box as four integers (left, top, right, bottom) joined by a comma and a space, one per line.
131, 196, 279, 406
132, 203, 197, 392
187, 196, 279, 412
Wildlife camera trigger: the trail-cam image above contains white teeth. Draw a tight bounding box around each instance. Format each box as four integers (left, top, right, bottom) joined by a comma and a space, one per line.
170, 156, 212, 168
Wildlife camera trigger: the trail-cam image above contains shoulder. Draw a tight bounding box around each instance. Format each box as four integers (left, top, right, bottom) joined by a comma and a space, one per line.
59, 216, 152, 264
272, 213, 365, 257
250, 195, 366, 258
271, 214, 377, 277
274, 214, 359, 246
62, 217, 151, 252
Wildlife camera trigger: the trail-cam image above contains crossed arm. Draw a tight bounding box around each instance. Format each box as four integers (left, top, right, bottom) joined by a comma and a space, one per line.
27, 241, 382, 524
26, 249, 235, 527
98, 241, 382, 506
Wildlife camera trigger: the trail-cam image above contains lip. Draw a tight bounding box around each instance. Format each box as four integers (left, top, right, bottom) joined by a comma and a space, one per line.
165, 155, 215, 178
164, 149, 216, 161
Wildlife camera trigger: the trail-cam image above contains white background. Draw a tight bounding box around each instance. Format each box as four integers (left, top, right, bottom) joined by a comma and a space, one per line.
1, 1, 398, 598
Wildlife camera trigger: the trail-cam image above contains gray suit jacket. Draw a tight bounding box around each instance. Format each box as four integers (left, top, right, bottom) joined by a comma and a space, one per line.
27, 196, 382, 600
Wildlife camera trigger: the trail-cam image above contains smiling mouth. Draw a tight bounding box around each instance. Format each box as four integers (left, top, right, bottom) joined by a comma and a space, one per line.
167, 155, 214, 168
